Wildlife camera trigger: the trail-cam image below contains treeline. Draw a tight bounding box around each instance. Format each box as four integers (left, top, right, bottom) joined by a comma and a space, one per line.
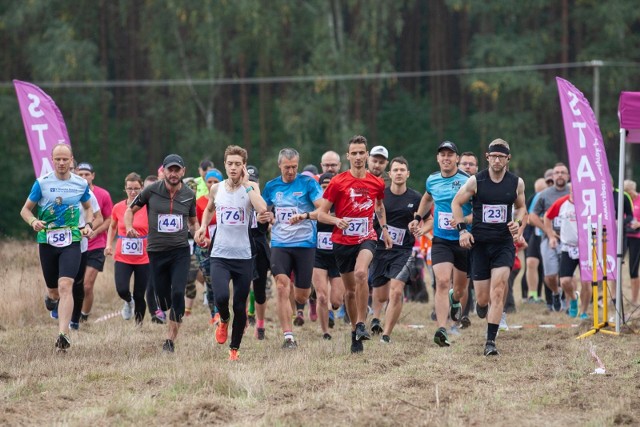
1, 0, 639, 236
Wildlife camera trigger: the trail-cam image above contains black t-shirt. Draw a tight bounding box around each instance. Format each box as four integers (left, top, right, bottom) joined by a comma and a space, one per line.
375, 186, 422, 250
471, 169, 519, 243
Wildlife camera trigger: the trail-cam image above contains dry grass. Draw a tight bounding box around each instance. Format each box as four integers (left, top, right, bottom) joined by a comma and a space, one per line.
1, 239, 639, 426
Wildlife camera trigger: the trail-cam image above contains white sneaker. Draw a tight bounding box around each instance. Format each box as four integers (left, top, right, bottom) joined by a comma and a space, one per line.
498, 312, 509, 331
122, 299, 134, 320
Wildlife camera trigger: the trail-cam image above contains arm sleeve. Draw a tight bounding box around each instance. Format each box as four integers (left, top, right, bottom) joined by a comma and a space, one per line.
28, 180, 42, 202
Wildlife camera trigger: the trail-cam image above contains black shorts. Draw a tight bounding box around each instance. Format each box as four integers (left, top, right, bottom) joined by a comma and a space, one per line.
431, 237, 468, 272
86, 248, 106, 271
271, 247, 315, 289
525, 234, 542, 259
370, 249, 413, 287
38, 242, 82, 288
470, 241, 515, 281
559, 251, 580, 278
314, 250, 340, 279
333, 240, 377, 274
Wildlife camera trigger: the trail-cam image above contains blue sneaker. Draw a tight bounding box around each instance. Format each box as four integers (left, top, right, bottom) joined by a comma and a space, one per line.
568, 299, 578, 318
336, 305, 345, 319
579, 312, 589, 320
69, 321, 79, 330
50, 309, 58, 319
449, 289, 462, 322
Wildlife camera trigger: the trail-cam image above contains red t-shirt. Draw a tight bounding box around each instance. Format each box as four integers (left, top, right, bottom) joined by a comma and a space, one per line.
88, 185, 113, 251
196, 195, 217, 238
323, 170, 385, 245
111, 200, 149, 264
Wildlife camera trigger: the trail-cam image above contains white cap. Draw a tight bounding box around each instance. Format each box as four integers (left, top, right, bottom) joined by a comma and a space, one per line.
370, 145, 389, 159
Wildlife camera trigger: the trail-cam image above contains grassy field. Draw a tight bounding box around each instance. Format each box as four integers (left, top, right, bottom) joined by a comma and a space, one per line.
1, 239, 639, 426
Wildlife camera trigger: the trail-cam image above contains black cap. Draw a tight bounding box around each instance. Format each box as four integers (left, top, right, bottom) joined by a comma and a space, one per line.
199, 159, 214, 170
77, 162, 94, 172
163, 154, 185, 169
318, 172, 335, 185
247, 165, 259, 182
437, 141, 459, 154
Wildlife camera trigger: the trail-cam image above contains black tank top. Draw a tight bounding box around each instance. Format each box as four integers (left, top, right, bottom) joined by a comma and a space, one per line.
472, 169, 519, 243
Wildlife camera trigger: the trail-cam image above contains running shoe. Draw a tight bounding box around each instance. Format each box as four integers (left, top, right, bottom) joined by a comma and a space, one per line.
228, 348, 240, 361
355, 322, 371, 341
449, 324, 461, 336
484, 340, 499, 356
215, 320, 229, 344
323, 333, 332, 340
293, 311, 305, 327
45, 296, 59, 311
162, 339, 175, 353
55, 333, 71, 352
79, 313, 89, 322
476, 304, 488, 319
552, 293, 562, 312
370, 318, 383, 335
430, 309, 437, 321
568, 299, 579, 318
449, 289, 462, 322
459, 315, 471, 329
247, 314, 256, 326
579, 312, 589, 320
255, 327, 265, 340
282, 338, 298, 349
350, 332, 363, 353
50, 309, 58, 320
209, 312, 220, 326
309, 299, 318, 322
434, 327, 450, 347
155, 309, 167, 322
380, 335, 391, 343
498, 312, 509, 331
328, 310, 335, 329
122, 299, 134, 320
69, 321, 79, 331
336, 305, 345, 319
151, 315, 166, 324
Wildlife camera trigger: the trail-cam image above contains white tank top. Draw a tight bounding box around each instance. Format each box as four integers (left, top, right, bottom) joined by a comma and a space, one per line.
210, 182, 253, 260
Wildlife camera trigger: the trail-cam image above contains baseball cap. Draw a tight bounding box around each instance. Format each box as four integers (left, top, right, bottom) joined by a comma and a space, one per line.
370, 145, 389, 159
246, 165, 259, 182
437, 141, 459, 154
163, 154, 185, 169
76, 162, 94, 172
544, 168, 554, 183
318, 172, 335, 185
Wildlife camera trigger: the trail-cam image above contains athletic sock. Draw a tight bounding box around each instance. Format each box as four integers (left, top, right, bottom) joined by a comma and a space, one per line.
487, 323, 499, 342
257, 319, 265, 329
248, 289, 255, 315
296, 302, 305, 311
284, 331, 294, 342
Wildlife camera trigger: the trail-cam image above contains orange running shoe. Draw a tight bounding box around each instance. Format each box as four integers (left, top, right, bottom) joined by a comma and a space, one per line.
215, 320, 228, 344
228, 348, 239, 361
209, 313, 220, 326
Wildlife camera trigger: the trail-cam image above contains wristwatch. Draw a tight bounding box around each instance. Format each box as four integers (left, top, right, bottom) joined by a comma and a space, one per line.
456, 222, 466, 232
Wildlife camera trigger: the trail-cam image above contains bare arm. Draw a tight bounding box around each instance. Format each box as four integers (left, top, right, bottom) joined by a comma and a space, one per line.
409, 192, 433, 234
124, 205, 142, 237
195, 184, 218, 245
317, 199, 348, 229
452, 176, 477, 249
507, 178, 528, 240
105, 214, 117, 256
20, 199, 47, 232
375, 198, 393, 249
289, 198, 323, 225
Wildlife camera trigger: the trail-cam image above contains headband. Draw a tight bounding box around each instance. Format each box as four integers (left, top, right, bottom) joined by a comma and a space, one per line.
487, 145, 510, 156
205, 169, 223, 182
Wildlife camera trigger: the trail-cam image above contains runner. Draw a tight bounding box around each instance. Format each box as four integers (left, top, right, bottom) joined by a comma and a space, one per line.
76, 162, 113, 322
320, 151, 342, 174
20, 144, 94, 351
317, 135, 392, 353
522, 177, 548, 304
367, 145, 390, 186
452, 138, 527, 356
195, 146, 267, 361
369, 157, 422, 343
261, 148, 323, 348
414, 141, 472, 347
195, 159, 215, 198
624, 180, 640, 306
105, 173, 149, 324
126, 154, 199, 353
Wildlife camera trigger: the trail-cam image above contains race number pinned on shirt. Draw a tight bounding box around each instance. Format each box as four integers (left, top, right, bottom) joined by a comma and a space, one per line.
343, 217, 368, 237
219, 207, 246, 225
482, 204, 507, 223
250, 212, 258, 229
158, 214, 183, 233
553, 217, 563, 229
317, 232, 333, 250
121, 238, 144, 256
275, 207, 298, 225
564, 244, 580, 260
438, 212, 454, 230
381, 225, 406, 246
47, 228, 72, 247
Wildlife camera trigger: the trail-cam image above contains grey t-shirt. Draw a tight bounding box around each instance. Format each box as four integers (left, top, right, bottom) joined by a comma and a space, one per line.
532, 185, 570, 234
131, 180, 196, 252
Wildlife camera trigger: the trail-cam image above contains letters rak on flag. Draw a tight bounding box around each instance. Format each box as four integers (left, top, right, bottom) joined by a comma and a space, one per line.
556, 77, 616, 281
13, 80, 71, 177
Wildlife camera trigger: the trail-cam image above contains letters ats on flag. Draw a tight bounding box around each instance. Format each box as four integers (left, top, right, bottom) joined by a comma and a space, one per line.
13, 80, 71, 177
556, 77, 617, 281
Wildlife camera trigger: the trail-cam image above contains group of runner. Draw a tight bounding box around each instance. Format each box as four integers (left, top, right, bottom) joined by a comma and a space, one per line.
22, 137, 639, 359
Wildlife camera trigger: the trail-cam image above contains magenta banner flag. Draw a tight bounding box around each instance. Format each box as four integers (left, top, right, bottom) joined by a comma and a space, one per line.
13, 80, 71, 177
556, 77, 617, 281
618, 91, 640, 143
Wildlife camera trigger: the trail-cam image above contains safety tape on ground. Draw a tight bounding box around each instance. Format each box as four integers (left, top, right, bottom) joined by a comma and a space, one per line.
94, 311, 121, 323
405, 323, 580, 329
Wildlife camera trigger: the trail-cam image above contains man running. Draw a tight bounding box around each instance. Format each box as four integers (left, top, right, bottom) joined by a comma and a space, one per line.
452, 138, 527, 356
367, 145, 390, 186
261, 148, 323, 348
320, 151, 342, 175
125, 154, 199, 353
317, 135, 393, 353
20, 144, 94, 352
370, 156, 422, 343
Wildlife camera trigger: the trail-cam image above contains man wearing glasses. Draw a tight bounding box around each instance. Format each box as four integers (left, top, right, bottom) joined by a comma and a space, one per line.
321, 151, 342, 174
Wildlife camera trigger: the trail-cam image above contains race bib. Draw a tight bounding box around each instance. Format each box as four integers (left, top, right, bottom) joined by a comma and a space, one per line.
81, 237, 88, 253
482, 204, 507, 223
438, 212, 454, 230
343, 217, 368, 237
566, 245, 580, 260
553, 217, 563, 229
317, 232, 333, 250
381, 225, 406, 246
121, 238, 144, 256
208, 224, 217, 237
219, 207, 246, 225
158, 214, 183, 233
250, 212, 258, 229
275, 207, 298, 225
47, 228, 72, 248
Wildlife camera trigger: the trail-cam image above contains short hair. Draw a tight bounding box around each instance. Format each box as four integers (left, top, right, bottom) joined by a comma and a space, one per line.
199, 159, 214, 170
554, 162, 567, 169
224, 145, 248, 163
624, 179, 637, 193
144, 175, 158, 183
488, 139, 510, 151
278, 148, 299, 165
51, 143, 73, 156
460, 151, 478, 162
348, 135, 368, 150
124, 172, 143, 186
390, 156, 409, 169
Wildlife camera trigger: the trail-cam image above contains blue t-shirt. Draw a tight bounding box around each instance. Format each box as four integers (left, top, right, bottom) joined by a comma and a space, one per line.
262, 174, 323, 248
426, 170, 472, 241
